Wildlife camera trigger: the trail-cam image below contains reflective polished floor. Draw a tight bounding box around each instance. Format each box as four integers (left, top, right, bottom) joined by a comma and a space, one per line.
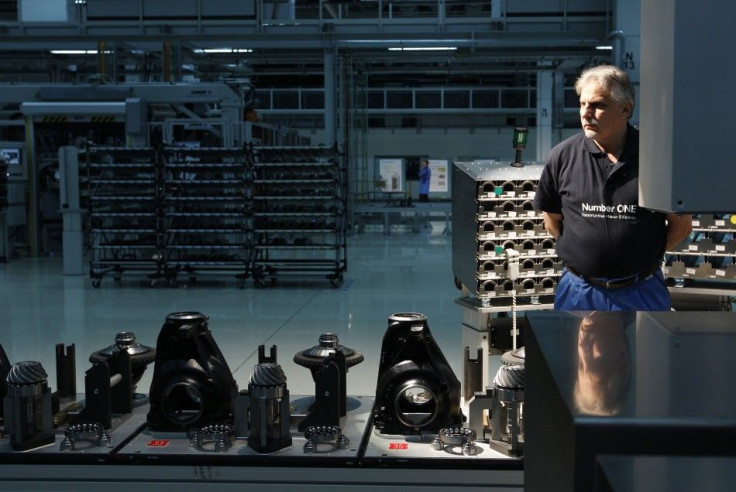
0, 223, 461, 397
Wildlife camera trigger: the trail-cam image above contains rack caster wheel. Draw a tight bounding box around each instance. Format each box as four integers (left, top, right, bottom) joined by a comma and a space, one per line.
330, 276, 343, 288
92, 279, 101, 288
149, 279, 158, 288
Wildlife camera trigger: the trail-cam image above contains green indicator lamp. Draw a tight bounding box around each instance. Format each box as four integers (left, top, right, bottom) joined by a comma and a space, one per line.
511, 127, 528, 168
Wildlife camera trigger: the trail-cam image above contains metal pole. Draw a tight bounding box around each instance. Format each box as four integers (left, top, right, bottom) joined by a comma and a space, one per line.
24, 115, 39, 256
324, 49, 336, 147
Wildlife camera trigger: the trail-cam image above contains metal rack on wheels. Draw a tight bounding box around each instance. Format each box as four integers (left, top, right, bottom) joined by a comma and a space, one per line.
250, 145, 347, 287
84, 147, 163, 287
162, 147, 251, 286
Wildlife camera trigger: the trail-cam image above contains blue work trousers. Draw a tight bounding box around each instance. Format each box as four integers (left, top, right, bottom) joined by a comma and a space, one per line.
554, 268, 671, 311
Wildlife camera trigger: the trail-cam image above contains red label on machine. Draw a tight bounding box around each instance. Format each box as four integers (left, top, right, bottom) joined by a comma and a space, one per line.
147, 439, 171, 447
388, 443, 409, 450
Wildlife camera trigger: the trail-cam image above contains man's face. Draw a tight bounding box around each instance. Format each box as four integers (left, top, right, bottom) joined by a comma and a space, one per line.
579, 82, 631, 144
578, 313, 628, 383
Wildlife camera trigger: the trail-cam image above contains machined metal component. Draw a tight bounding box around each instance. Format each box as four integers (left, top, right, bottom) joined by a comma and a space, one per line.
296, 350, 346, 433
303, 425, 350, 454
374, 313, 464, 434
431, 427, 478, 456
493, 362, 524, 389
467, 388, 494, 442
147, 312, 237, 431
55, 343, 76, 400
294, 333, 364, 369
294, 333, 362, 423
3, 361, 55, 451
53, 401, 83, 427
90, 331, 155, 390
489, 348, 525, 457
243, 345, 292, 454
463, 347, 483, 402
189, 424, 234, 453
60, 422, 112, 451
74, 349, 132, 429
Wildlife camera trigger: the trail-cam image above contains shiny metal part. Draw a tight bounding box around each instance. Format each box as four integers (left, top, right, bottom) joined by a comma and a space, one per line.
432, 426, 478, 456
52, 401, 83, 427
4, 361, 55, 451
60, 422, 112, 451
89, 332, 155, 391
374, 312, 464, 434
189, 424, 234, 453
489, 352, 525, 456
303, 425, 349, 454
493, 364, 524, 389
244, 349, 292, 454
294, 333, 364, 369
467, 388, 494, 441
147, 312, 237, 431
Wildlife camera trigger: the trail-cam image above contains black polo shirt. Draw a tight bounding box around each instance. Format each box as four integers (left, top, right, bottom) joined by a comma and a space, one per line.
533, 125, 667, 278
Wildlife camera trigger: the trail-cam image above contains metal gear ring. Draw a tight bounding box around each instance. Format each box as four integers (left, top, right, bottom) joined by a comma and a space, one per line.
303, 425, 349, 454
431, 426, 478, 456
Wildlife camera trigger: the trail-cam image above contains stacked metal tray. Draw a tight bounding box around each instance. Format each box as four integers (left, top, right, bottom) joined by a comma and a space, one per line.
665, 214, 736, 283
162, 146, 251, 283
250, 145, 347, 287
84, 147, 163, 286
452, 160, 560, 305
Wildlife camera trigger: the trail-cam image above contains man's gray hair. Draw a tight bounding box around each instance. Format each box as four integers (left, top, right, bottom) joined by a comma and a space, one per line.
575, 65, 636, 115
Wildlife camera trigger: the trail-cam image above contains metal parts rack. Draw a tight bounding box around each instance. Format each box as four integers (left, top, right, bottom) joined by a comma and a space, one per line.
453, 160, 561, 304
664, 213, 736, 309
84, 146, 163, 287
451, 159, 558, 406
162, 146, 251, 285
250, 145, 347, 287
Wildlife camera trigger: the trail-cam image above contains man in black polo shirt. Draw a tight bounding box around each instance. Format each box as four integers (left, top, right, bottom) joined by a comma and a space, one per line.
533, 65, 692, 310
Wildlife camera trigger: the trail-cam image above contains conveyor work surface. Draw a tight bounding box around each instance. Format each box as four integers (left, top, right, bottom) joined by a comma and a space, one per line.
0, 394, 522, 489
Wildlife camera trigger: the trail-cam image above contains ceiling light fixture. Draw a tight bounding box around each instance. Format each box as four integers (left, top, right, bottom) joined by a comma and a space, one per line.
387, 47, 457, 52
50, 50, 112, 55
193, 48, 253, 54
595, 45, 613, 50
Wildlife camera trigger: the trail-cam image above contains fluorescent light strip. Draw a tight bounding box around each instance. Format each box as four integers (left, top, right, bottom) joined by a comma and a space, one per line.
596, 45, 613, 50
387, 47, 457, 52
193, 48, 253, 54
50, 50, 112, 55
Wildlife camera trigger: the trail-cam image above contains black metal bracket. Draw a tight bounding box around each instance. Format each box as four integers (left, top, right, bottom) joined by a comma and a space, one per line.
74, 350, 132, 429
298, 350, 345, 432
55, 343, 76, 399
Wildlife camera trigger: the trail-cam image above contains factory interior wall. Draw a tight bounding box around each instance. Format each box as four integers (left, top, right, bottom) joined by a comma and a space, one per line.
312, 126, 579, 163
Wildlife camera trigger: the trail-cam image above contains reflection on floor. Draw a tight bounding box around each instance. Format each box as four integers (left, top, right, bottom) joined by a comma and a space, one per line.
0, 224, 461, 398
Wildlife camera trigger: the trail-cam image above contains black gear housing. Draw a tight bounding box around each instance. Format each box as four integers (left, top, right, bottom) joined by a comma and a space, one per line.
147, 312, 237, 431
373, 312, 464, 434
